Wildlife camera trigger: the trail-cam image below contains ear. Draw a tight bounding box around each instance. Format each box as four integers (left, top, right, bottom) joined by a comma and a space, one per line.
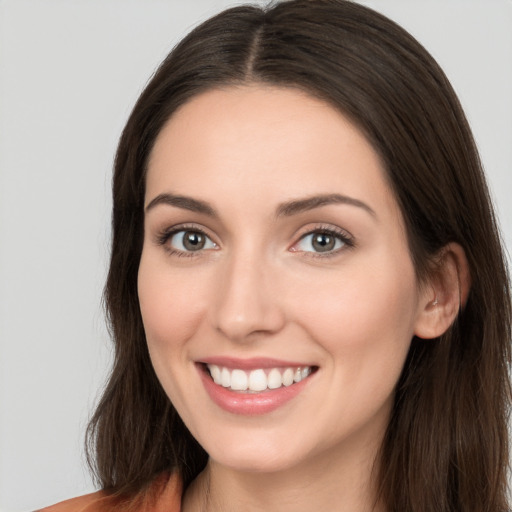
414, 243, 471, 340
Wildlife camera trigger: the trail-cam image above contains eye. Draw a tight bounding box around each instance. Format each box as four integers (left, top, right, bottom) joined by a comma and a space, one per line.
292, 229, 351, 254
167, 230, 217, 253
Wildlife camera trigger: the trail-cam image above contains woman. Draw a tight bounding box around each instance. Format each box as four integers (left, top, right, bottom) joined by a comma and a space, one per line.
41, 0, 511, 511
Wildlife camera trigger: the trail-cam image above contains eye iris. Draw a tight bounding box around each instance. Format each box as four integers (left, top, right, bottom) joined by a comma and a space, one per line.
312, 233, 335, 252
183, 231, 205, 251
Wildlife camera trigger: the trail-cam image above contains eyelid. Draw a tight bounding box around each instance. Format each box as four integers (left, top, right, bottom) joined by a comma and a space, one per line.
289, 224, 355, 256
152, 222, 353, 258
154, 223, 219, 256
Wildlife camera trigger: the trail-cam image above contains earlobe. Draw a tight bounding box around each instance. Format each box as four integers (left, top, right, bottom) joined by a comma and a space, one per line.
414, 243, 471, 340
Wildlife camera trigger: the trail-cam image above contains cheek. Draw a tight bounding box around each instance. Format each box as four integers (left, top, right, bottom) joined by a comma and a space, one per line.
137, 254, 208, 355
137, 253, 212, 415
291, 256, 419, 365
289, 260, 419, 435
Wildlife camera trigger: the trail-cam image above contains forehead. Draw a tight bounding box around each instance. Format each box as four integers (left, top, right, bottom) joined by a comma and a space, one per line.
146, 85, 400, 224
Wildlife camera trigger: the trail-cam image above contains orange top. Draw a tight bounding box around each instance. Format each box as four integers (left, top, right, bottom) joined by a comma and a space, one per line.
37, 473, 182, 512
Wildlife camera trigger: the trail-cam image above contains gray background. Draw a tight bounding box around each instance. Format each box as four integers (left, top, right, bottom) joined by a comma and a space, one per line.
0, 1, 511, 510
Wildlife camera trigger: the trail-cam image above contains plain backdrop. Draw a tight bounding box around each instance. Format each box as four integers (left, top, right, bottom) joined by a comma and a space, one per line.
0, 1, 511, 510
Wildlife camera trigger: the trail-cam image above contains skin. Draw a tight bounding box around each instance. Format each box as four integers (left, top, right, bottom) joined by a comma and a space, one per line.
138, 85, 441, 511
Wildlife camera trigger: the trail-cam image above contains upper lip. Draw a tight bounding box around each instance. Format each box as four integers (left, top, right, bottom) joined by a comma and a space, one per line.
198, 356, 316, 370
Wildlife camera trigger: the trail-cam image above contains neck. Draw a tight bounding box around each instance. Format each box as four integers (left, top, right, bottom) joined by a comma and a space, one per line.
182, 434, 386, 512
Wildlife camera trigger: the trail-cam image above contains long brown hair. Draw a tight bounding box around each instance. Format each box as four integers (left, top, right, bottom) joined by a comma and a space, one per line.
87, 1, 511, 510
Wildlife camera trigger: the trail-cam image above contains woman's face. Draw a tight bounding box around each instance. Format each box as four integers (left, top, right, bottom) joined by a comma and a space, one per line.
138, 85, 429, 474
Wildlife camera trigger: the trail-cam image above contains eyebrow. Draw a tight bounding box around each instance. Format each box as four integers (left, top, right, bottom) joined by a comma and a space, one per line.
276, 193, 376, 218
145, 193, 218, 217
145, 192, 376, 219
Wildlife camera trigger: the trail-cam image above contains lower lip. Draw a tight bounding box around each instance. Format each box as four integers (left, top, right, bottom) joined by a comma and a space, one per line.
198, 365, 314, 416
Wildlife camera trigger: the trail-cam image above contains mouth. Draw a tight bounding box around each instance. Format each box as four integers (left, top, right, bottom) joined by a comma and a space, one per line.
196, 357, 318, 415
204, 363, 317, 393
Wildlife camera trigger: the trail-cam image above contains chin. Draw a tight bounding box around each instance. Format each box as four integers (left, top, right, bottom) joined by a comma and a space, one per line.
199, 427, 318, 475
211, 451, 300, 474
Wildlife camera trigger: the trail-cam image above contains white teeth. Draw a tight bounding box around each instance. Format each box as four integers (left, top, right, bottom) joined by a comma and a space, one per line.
301, 367, 311, 379
231, 369, 248, 391
209, 364, 222, 385
221, 367, 231, 388
268, 368, 282, 389
206, 364, 314, 392
248, 369, 267, 391
282, 368, 294, 387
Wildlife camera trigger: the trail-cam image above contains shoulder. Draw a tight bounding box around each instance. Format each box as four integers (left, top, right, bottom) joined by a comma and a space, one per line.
37, 473, 183, 512
36, 490, 113, 512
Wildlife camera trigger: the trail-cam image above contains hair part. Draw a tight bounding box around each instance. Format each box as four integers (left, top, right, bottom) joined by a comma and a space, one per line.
87, 1, 511, 510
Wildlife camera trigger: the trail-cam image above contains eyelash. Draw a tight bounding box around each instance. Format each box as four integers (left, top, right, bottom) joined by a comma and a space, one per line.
292, 225, 355, 258
154, 224, 355, 258
155, 224, 216, 259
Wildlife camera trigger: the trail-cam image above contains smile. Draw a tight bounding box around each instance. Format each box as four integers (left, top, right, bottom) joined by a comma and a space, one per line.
207, 364, 313, 393
197, 359, 318, 415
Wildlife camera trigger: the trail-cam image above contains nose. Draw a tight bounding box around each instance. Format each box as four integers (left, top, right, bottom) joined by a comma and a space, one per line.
211, 251, 286, 343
